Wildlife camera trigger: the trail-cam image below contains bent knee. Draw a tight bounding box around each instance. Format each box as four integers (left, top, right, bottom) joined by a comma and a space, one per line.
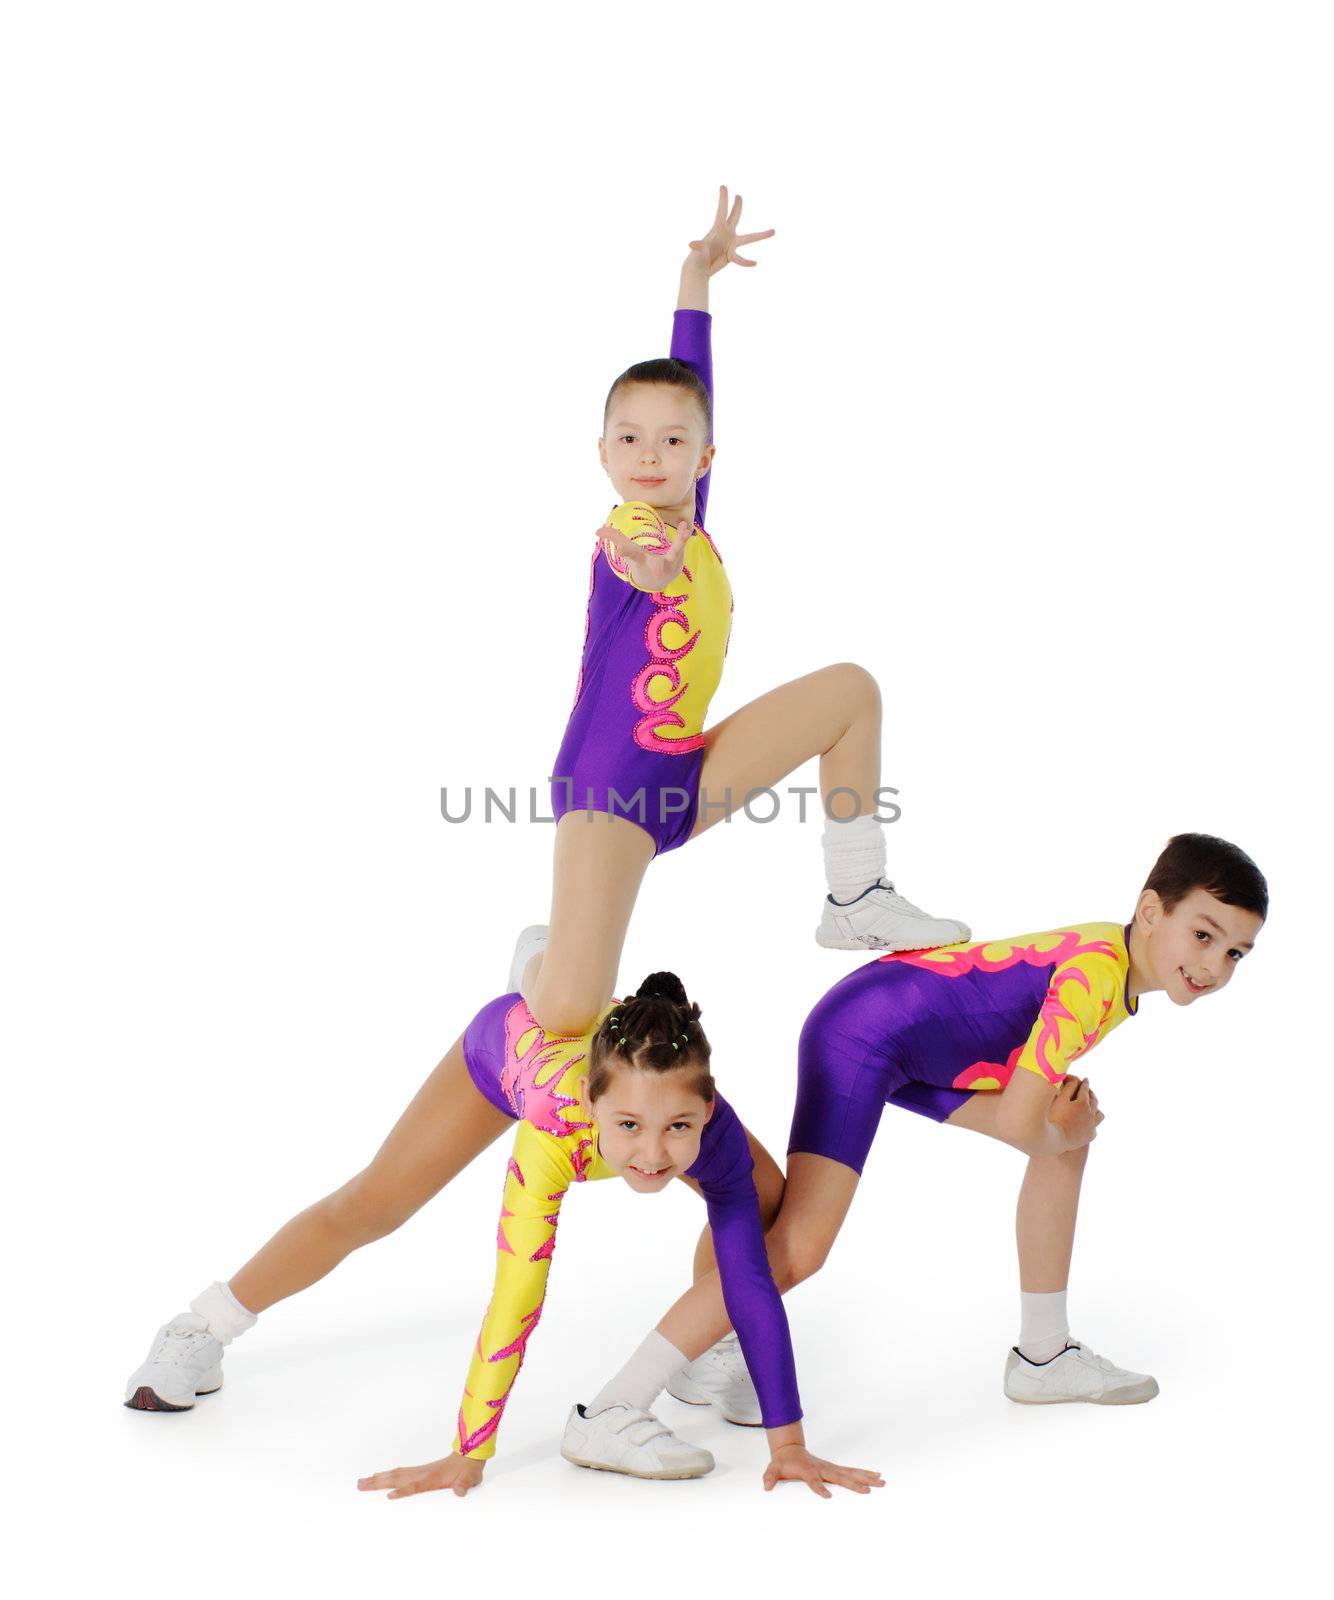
771, 1228, 835, 1292
827, 661, 881, 714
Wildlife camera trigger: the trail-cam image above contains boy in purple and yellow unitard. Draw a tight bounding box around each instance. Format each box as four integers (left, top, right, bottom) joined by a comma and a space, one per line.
583, 834, 1267, 1422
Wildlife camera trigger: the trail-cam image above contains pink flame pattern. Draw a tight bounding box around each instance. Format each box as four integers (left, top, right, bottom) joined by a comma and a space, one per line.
500, 1001, 591, 1138
455, 1302, 544, 1457
1027, 975, 1117, 1084
880, 928, 1120, 980
953, 1045, 1024, 1092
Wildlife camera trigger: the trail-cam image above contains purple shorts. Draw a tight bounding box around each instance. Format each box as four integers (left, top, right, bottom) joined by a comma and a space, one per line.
461, 991, 520, 1118
787, 964, 976, 1175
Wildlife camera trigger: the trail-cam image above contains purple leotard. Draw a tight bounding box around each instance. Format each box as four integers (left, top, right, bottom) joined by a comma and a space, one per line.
550, 310, 732, 856
463, 991, 801, 1431
790, 924, 1139, 1175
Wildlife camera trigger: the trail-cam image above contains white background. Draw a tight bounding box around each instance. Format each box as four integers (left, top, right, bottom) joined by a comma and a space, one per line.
3, 2, 1329, 1595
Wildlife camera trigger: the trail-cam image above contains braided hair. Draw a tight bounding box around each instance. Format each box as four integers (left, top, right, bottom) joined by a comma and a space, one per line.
586, 972, 715, 1105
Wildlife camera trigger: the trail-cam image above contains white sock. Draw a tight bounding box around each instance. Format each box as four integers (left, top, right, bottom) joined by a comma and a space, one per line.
189, 1280, 258, 1346
823, 813, 886, 903
586, 1330, 687, 1415
1018, 1290, 1070, 1364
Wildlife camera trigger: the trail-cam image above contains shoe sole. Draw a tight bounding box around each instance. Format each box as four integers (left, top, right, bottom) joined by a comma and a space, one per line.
560, 1446, 712, 1480
1005, 1379, 1160, 1406
665, 1381, 763, 1428
815, 928, 968, 953
124, 1380, 222, 1412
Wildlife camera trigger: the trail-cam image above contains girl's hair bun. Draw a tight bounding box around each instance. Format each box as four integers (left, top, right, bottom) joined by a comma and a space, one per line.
635, 971, 688, 1006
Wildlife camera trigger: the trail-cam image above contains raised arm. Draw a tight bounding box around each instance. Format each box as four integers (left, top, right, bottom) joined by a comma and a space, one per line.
671, 186, 774, 526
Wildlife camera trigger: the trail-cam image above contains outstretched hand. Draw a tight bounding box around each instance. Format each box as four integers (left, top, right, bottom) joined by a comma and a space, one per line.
357, 1452, 485, 1500
598, 518, 692, 591
762, 1444, 885, 1499
687, 185, 775, 276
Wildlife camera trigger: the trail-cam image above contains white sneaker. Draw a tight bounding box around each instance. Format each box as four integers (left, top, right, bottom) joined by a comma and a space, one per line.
1004, 1342, 1159, 1405
507, 924, 549, 993
560, 1403, 715, 1479
124, 1313, 224, 1412
665, 1333, 762, 1426
816, 880, 971, 952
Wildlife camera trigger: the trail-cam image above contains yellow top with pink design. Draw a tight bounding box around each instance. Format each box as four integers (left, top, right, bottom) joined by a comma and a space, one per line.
882, 922, 1138, 1091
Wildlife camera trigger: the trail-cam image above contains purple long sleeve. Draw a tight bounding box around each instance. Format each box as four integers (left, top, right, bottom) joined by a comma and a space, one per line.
669, 309, 714, 527
687, 1092, 802, 1428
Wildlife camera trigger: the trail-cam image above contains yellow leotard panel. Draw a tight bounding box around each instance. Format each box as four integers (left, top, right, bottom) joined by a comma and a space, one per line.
453, 1004, 617, 1459
1011, 923, 1136, 1084
601, 501, 733, 747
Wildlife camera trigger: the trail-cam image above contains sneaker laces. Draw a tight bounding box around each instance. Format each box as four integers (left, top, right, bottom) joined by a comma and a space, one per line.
150, 1317, 213, 1365
868, 881, 933, 918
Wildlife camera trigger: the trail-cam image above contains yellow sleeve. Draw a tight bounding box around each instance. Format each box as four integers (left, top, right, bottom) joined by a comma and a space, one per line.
1014, 952, 1123, 1085
601, 501, 673, 590
453, 1121, 572, 1459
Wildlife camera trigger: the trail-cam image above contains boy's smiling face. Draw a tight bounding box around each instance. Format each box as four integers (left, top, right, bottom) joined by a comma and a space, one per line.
1133, 887, 1263, 1004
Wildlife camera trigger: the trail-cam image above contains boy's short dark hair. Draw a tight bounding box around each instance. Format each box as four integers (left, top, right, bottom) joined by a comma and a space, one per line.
1143, 833, 1268, 919
604, 358, 713, 438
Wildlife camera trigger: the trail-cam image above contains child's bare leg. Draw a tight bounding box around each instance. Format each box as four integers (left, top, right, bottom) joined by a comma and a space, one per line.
660, 1153, 861, 1359
229, 1037, 511, 1312
692, 663, 882, 833
688, 1129, 786, 1280
521, 811, 655, 1035
1016, 1144, 1089, 1292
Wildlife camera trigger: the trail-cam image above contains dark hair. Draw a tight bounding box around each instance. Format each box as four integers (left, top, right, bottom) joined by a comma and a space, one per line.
587, 971, 715, 1104
603, 358, 712, 439
1142, 833, 1268, 919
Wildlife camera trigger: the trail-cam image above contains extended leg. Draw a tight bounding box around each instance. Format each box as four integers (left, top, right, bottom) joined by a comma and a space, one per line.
229, 1036, 512, 1312
521, 810, 655, 1035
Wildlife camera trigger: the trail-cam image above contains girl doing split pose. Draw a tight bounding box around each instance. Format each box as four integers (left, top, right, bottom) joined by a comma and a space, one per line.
515, 188, 969, 1042
125, 972, 883, 1499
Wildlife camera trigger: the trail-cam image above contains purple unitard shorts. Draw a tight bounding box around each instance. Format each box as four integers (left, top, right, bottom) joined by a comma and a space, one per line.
788, 955, 1059, 1175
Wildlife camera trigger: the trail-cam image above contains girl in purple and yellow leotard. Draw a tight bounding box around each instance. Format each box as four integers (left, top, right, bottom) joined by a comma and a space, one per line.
124, 969, 882, 1499
518, 188, 969, 1045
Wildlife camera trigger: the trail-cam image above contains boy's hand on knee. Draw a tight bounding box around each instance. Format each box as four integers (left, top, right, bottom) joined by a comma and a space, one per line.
1047, 1077, 1104, 1150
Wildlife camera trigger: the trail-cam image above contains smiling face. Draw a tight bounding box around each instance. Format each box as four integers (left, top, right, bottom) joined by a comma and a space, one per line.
1132, 887, 1263, 1005
581, 1063, 714, 1193
599, 382, 713, 516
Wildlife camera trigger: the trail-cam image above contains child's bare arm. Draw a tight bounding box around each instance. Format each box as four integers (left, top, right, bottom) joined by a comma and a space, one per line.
1000, 1070, 1101, 1155
677, 185, 774, 313
953, 1070, 1103, 1156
